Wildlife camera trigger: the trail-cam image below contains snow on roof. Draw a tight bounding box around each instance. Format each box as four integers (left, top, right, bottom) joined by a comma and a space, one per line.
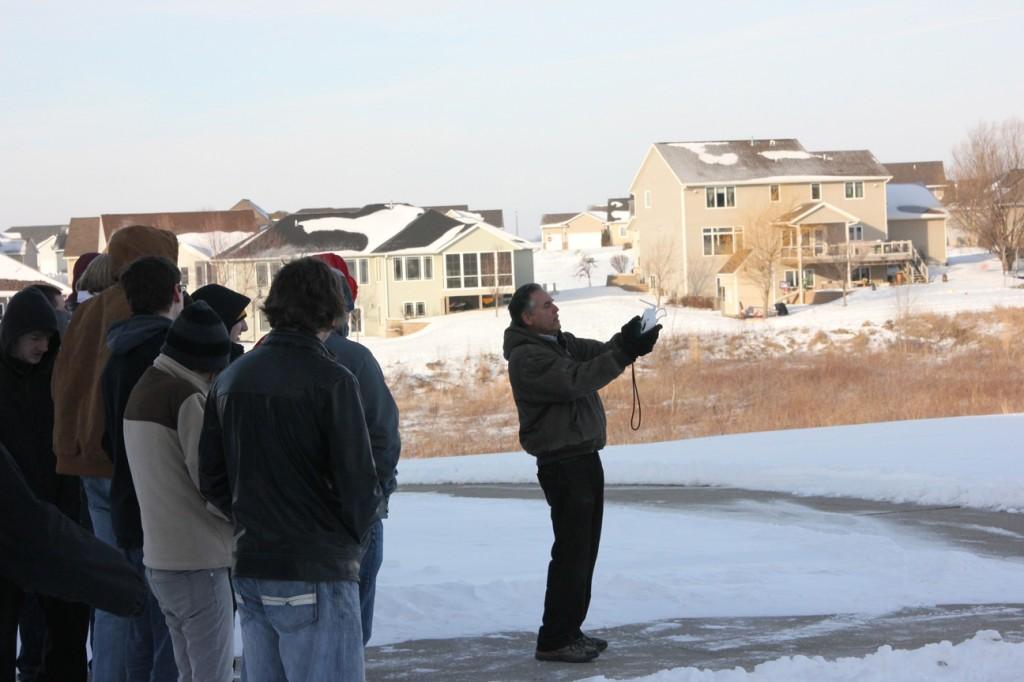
0, 235, 27, 255
0, 253, 69, 292
177, 230, 259, 258
759, 150, 817, 161
666, 142, 739, 166
296, 204, 425, 253
446, 209, 486, 224
887, 183, 948, 221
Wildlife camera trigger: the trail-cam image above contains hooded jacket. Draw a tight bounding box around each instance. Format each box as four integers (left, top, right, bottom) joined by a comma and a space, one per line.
503, 325, 632, 466
190, 284, 250, 363
0, 440, 145, 616
102, 314, 173, 549
52, 225, 178, 477
0, 288, 81, 519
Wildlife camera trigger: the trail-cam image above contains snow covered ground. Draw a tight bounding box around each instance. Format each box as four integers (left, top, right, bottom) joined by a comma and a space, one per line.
400, 414, 1024, 512
581, 631, 1024, 681
357, 247, 1024, 372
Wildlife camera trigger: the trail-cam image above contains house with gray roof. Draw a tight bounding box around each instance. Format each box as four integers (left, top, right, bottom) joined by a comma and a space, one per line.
629, 138, 940, 316
882, 161, 950, 203
213, 203, 534, 338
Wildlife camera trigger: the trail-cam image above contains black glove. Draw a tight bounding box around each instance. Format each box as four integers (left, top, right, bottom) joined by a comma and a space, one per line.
634, 324, 662, 358
620, 316, 644, 360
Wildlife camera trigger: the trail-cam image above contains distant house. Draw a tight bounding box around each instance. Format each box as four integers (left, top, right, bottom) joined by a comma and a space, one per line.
886, 184, 949, 265
540, 212, 603, 251
589, 197, 635, 247
628, 138, 944, 316
63, 210, 265, 287
3, 224, 68, 278
212, 204, 534, 339
883, 161, 950, 203
0, 233, 38, 271
0, 254, 70, 321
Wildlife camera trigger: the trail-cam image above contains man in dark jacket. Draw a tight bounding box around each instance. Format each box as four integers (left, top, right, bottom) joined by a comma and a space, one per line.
319, 256, 400, 645
101, 256, 183, 682
503, 283, 661, 663
199, 257, 381, 681
0, 288, 91, 681
0, 440, 145, 616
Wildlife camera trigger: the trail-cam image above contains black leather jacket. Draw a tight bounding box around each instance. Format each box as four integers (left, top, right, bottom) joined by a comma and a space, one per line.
199, 328, 381, 583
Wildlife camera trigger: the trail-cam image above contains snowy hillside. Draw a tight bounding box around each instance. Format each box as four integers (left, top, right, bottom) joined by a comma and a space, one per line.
358, 247, 1024, 372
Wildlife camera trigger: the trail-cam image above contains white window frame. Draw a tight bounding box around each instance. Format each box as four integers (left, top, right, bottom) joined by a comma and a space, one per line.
392, 257, 404, 281
769, 184, 780, 202
810, 183, 822, 200
355, 258, 369, 285
702, 226, 740, 256
180, 266, 189, 289
845, 181, 864, 199
255, 262, 269, 289
444, 251, 513, 289
705, 186, 737, 209
848, 224, 864, 241
403, 301, 426, 319
851, 266, 871, 281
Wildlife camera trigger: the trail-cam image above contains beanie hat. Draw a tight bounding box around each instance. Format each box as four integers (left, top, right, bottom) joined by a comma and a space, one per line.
190, 284, 251, 331
161, 301, 231, 372
70, 252, 100, 292
313, 253, 358, 303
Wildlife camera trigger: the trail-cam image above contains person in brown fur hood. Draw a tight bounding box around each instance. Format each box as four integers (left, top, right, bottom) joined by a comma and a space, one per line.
50, 224, 178, 682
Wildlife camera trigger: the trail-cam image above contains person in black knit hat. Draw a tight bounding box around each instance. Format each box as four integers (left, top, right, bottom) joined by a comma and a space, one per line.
124, 300, 235, 682
190, 284, 251, 363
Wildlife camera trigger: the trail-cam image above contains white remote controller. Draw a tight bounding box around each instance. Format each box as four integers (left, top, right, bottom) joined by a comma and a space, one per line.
640, 303, 661, 332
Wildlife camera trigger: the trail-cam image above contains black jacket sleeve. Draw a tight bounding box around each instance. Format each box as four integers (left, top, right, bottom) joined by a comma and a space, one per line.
354, 354, 401, 497
198, 386, 232, 518
509, 336, 631, 403
0, 442, 145, 616
322, 376, 382, 544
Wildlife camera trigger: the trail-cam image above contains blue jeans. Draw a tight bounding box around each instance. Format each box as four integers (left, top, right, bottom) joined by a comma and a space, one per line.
358, 519, 383, 645
82, 476, 129, 682
234, 577, 363, 682
125, 550, 178, 682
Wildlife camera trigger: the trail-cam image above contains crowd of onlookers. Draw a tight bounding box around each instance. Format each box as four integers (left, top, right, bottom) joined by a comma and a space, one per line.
1, 224, 400, 681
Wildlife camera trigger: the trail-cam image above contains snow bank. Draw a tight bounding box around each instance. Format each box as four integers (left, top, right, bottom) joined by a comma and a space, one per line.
400, 414, 1024, 511
582, 631, 1023, 681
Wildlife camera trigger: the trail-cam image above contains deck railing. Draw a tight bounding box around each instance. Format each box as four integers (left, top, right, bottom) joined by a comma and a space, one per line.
781, 240, 914, 262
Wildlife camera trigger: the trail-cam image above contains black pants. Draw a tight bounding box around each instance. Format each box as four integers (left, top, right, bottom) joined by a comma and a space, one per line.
0, 579, 90, 682
535, 452, 604, 651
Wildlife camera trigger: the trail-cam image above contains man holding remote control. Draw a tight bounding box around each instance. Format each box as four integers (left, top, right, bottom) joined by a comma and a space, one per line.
503, 283, 661, 664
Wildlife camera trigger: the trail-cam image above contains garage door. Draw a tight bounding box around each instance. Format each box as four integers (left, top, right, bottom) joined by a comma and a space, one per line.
567, 232, 601, 250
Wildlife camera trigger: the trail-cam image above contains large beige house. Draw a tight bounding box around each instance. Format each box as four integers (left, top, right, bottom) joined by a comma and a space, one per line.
629, 139, 944, 316
213, 204, 536, 339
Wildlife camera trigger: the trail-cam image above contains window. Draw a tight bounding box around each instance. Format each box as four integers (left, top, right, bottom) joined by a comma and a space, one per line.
357, 258, 369, 284
256, 262, 269, 289
702, 227, 739, 256
480, 252, 496, 287
705, 186, 736, 209
195, 262, 208, 288
844, 181, 864, 199
392, 257, 404, 281
803, 268, 815, 288
462, 253, 479, 288
848, 224, 864, 241
350, 308, 363, 334
851, 266, 871, 281
644, 190, 651, 209
406, 256, 421, 280
445, 251, 514, 288
270, 262, 283, 279
619, 225, 627, 237
770, 185, 780, 202
783, 270, 799, 289
180, 266, 189, 289
257, 303, 269, 333
403, 301, 426, 319
424, 257, 433, 280
445, 254, 461, 288
811, 183, 821, 200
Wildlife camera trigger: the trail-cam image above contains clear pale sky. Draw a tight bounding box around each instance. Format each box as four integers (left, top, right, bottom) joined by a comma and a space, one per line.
2, 0, 1022, 239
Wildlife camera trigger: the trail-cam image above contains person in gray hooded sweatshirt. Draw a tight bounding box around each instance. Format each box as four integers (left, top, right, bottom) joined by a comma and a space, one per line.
321, 264, 400, 645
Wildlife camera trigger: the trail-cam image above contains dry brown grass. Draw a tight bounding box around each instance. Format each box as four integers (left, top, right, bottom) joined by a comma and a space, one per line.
393, 308, 1024, 458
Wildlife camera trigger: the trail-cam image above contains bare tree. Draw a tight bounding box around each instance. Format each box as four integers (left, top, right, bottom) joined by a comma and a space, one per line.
951, 118, 1024, 274
743, 204, 790, 316
685, 257, 717, 299
574, 251, 597, 287
819, 241, 867, 306
609, 253, 631, 274
641, 234, 679, 307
